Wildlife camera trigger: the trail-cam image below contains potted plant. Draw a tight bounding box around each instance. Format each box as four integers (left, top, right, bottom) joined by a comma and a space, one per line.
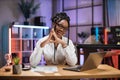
12, 57, 22, 74
18, 0, 40, 25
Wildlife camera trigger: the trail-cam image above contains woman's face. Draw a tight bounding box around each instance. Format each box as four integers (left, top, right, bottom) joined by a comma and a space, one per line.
54, 20, 69, 38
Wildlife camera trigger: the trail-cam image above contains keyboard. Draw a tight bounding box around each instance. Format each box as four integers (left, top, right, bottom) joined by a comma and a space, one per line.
63, 65, 82, 72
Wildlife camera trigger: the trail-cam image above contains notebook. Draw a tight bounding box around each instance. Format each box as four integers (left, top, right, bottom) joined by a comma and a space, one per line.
63, 51, 106, 72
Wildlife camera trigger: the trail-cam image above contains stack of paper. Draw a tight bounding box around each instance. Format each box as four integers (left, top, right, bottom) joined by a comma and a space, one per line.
31, 66, 58, 73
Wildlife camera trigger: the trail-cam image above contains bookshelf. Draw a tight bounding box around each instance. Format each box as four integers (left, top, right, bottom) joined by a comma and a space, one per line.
2, 25, 49, 64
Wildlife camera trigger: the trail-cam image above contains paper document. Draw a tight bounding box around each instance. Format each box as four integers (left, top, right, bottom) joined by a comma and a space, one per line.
31, 66, 58, 73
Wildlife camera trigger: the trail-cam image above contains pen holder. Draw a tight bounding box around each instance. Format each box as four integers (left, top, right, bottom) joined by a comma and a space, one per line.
12, 64, 22, 74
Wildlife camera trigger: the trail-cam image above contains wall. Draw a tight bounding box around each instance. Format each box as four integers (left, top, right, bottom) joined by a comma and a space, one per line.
0, 0, 52, 67
52, 0, 62, 16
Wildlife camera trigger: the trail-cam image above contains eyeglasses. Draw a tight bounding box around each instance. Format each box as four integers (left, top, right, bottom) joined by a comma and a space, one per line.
56, 23, 68, 31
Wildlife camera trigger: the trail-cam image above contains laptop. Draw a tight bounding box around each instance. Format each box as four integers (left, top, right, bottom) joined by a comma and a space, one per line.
63, 51, 106, 72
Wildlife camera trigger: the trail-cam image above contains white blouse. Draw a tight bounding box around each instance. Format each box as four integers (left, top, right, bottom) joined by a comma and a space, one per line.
30, 35, 78, 67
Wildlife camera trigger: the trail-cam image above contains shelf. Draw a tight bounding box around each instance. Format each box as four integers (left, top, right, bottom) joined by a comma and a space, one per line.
11, 27, 20, 38
33, 28, 43, 38
22, 28, 32, 38
33, 40, 38, 49
77, 44, 120, 49
2, 25, 49, 64
22, 51, 33, 53
11, 40, 21, 51
22, 40, 32, 51
22, 52, 31, 63
13, 25, 49, 29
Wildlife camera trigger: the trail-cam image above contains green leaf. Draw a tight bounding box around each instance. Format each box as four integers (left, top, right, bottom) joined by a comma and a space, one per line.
18, 0, 40, 20
13, 57, 20, 65
31, 3, 40, 14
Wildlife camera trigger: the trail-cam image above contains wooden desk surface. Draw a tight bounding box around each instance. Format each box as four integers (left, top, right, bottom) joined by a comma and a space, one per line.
0, 64, 120, 80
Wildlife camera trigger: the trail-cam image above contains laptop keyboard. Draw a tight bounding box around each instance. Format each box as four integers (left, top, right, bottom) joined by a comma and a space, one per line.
63, 65, 82, 72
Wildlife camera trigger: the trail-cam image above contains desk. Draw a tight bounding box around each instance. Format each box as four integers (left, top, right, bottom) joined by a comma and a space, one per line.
0, 65, 120, 80
76, 44, 120, 69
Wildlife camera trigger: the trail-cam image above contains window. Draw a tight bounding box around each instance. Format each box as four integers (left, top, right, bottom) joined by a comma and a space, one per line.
62, 0, 103, 44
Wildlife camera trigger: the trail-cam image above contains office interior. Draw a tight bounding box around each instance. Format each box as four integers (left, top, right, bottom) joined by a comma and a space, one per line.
0, 0, 120, 75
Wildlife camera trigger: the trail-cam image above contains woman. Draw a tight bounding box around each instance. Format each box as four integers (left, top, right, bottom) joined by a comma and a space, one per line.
30, 12, 77, 67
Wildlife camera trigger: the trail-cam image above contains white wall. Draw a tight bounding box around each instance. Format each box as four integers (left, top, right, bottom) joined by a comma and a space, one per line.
0, 0, 52, 67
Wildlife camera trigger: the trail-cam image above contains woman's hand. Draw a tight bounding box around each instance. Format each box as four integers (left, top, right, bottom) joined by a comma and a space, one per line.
51, 29, 67, 48
40, 28, 56, 47
40, 28, 67, 48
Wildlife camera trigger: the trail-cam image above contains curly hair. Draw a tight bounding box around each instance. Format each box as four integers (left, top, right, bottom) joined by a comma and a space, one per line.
51, 12, 70, 26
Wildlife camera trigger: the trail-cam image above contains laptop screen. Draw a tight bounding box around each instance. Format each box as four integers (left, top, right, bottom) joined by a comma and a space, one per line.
63, 51, 106, 72
80, 51, 106, 71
